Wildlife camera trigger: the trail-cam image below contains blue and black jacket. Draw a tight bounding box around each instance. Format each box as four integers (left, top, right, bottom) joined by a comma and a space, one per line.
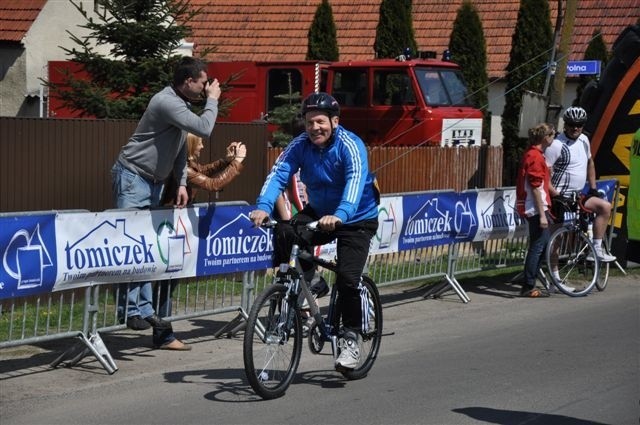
256, 125, 379, 224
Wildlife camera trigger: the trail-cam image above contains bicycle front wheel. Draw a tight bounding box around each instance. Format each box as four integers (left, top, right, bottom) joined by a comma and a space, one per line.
546, 227, 599, 296
340, 275, 383, 380
243, 284, 303, 400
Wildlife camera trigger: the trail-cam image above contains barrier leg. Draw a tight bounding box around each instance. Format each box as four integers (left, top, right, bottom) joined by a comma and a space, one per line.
423, 243, 470, 303
50, 332, 118, 374
422, 281, 449, 299
213, 271, 254, 338
213, 307, 249, 338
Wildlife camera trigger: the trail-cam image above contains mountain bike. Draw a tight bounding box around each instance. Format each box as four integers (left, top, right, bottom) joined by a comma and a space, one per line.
545, 192, 603, 296
243, 219, 383, 400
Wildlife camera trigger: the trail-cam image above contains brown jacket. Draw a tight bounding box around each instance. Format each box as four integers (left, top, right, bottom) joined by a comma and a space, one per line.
163, 158, 244, 205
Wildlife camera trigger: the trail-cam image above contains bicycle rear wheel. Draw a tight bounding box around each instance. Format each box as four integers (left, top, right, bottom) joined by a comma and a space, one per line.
546, 227, 599, 296
243, 284, 302, 400
340, 276, 383, 380
595, 238, 611, 291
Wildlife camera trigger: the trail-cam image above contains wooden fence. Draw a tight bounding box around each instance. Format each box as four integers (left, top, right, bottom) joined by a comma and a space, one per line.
1, 117, 502, 213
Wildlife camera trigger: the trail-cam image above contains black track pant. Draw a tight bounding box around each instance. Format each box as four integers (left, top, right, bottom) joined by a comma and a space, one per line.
274, 206, 378, 331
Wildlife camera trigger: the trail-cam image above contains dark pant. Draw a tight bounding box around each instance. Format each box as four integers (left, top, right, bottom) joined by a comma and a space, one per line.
523, 212, 551, 287
152, 280, 178, 346
274, 207, 378, 331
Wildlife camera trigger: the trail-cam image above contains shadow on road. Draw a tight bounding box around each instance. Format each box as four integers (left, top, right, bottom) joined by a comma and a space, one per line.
453, 406, 609, 425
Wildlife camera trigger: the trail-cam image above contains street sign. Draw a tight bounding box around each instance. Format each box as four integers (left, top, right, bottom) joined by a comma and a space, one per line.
567, 60, 601, 75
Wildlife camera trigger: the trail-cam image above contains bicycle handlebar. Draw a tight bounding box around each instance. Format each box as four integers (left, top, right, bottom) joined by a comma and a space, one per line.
259, 218, 340, 232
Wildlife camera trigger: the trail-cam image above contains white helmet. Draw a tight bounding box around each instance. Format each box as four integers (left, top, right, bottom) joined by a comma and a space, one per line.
563, 107, 587, 125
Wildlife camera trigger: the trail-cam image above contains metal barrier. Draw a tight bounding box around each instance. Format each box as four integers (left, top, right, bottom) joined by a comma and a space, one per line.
0, 186, 622, 373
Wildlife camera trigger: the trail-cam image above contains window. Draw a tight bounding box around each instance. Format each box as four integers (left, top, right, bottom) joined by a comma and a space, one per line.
266, 69, 303, 112
372, 71, 415, 106
415, 68, 473, 107
331, 70, 367, 107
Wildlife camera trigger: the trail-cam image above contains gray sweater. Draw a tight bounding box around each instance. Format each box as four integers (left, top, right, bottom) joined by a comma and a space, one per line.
118, 86, 219, 186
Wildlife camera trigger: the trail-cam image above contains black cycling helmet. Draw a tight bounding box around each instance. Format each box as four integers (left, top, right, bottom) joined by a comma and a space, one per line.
301, 92, 340, 117
563, 106, 587, 125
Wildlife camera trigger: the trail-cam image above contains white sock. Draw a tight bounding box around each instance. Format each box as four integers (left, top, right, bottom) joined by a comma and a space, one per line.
592, 239, 603, 253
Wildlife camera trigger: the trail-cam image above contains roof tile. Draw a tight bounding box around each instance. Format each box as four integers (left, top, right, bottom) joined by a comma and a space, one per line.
187, 0, 638, 78
1, 0, 635, 79
0, 0, 46, 42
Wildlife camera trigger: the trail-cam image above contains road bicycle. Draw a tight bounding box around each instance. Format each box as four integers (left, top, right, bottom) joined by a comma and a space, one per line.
243, 219, 383, 400
544, 192, 611, 296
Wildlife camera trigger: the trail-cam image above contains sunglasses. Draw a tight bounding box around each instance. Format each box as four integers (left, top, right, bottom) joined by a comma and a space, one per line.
565, 122, 584, 128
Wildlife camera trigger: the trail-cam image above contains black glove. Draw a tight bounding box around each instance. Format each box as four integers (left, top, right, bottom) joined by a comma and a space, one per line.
587, 188, 603, 198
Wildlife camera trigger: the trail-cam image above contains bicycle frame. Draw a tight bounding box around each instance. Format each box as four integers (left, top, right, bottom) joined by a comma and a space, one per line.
278, 244, 341, 358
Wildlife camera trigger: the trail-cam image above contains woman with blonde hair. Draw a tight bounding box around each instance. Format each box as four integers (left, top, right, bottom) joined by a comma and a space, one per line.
154, 133, 246, 350
163, 133, 246, 205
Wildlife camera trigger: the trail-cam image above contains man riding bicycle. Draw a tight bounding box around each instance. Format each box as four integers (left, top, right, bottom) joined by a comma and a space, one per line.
545, 106, 616, 266
249, 92, 380, 371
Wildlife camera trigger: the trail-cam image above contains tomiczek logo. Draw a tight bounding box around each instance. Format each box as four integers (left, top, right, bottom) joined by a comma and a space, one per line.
63, 218, 157, 281
406, 198, 452, 237
204, 213, 273, 269
3, 224, 53, 289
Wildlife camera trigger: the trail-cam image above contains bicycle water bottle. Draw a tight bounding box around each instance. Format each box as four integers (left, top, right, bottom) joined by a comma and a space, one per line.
587, 222, 593, 240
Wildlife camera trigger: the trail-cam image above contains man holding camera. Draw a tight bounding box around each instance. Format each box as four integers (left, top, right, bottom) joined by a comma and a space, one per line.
545, 106, 616, 264
111, 56, 221, 350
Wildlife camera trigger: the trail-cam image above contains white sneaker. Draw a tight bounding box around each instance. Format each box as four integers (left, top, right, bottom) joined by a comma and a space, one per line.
335, 331, 360, 370
586, 251, 617, 263
555, 281, 576, 293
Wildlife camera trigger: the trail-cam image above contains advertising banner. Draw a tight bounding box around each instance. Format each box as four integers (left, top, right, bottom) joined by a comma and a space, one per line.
0, 184, 618, 301
0, 213, 57, 300
398, 191, 460, 250
195, 204, 274, 275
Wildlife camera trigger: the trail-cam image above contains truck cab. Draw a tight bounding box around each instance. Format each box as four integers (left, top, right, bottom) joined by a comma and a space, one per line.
210, 57, 484, 147
326, 58, 483, 146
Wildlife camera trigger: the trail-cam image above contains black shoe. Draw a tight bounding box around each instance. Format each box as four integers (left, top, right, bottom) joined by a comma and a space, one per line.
310, 276, 329, 298
126, 315, 151, 330
144, 314, 171, 328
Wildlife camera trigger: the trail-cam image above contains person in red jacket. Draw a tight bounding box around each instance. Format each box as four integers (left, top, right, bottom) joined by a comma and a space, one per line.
516, 123, 558, 298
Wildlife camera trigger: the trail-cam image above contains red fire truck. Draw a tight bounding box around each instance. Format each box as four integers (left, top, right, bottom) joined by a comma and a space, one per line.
48, 55, 483, 146
209, 56, 483, 146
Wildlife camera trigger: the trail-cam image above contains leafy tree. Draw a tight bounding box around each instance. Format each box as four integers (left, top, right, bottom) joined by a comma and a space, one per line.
449, 0, 490, 141
573, 29, 609, 106
501, 0, 553, 185
374, 0, 417, 59
46, 0, 210, 119
306, 0, 339, 61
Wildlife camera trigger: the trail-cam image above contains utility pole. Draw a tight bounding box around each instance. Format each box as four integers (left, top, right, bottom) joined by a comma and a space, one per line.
546, 0, 578, 126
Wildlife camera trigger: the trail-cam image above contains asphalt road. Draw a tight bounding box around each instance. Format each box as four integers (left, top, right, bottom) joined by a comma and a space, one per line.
1, 272, 638, 425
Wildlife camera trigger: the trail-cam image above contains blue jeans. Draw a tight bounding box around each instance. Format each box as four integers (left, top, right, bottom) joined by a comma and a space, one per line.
153, 279, 178, 318
112, 161, 175, 345
524, 212, 551, 287
112, 161, 163, 320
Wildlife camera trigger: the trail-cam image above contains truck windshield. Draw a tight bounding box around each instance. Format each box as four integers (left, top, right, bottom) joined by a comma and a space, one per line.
414, 68, 474, 107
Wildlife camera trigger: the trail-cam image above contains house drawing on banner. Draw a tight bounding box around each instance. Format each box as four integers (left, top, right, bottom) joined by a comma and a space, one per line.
4, 224, 53, 290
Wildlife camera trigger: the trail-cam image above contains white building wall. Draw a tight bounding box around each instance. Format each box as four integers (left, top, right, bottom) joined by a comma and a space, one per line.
1, 1, 111, 116
487, 81, 581, 146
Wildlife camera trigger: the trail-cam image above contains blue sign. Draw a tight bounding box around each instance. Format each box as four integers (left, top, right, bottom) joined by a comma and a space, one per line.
196, 204, 274, 275
0, 213, 58, 300
567, 60, 601, 75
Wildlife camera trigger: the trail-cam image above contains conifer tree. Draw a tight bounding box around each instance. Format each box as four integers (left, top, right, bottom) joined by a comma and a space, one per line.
306, 0, 339, 61
574, 29, 609, 106
46, 0, 209, 119
501, 0, 553, 185
449, 0, 490, 141
374, 0, 417, 58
